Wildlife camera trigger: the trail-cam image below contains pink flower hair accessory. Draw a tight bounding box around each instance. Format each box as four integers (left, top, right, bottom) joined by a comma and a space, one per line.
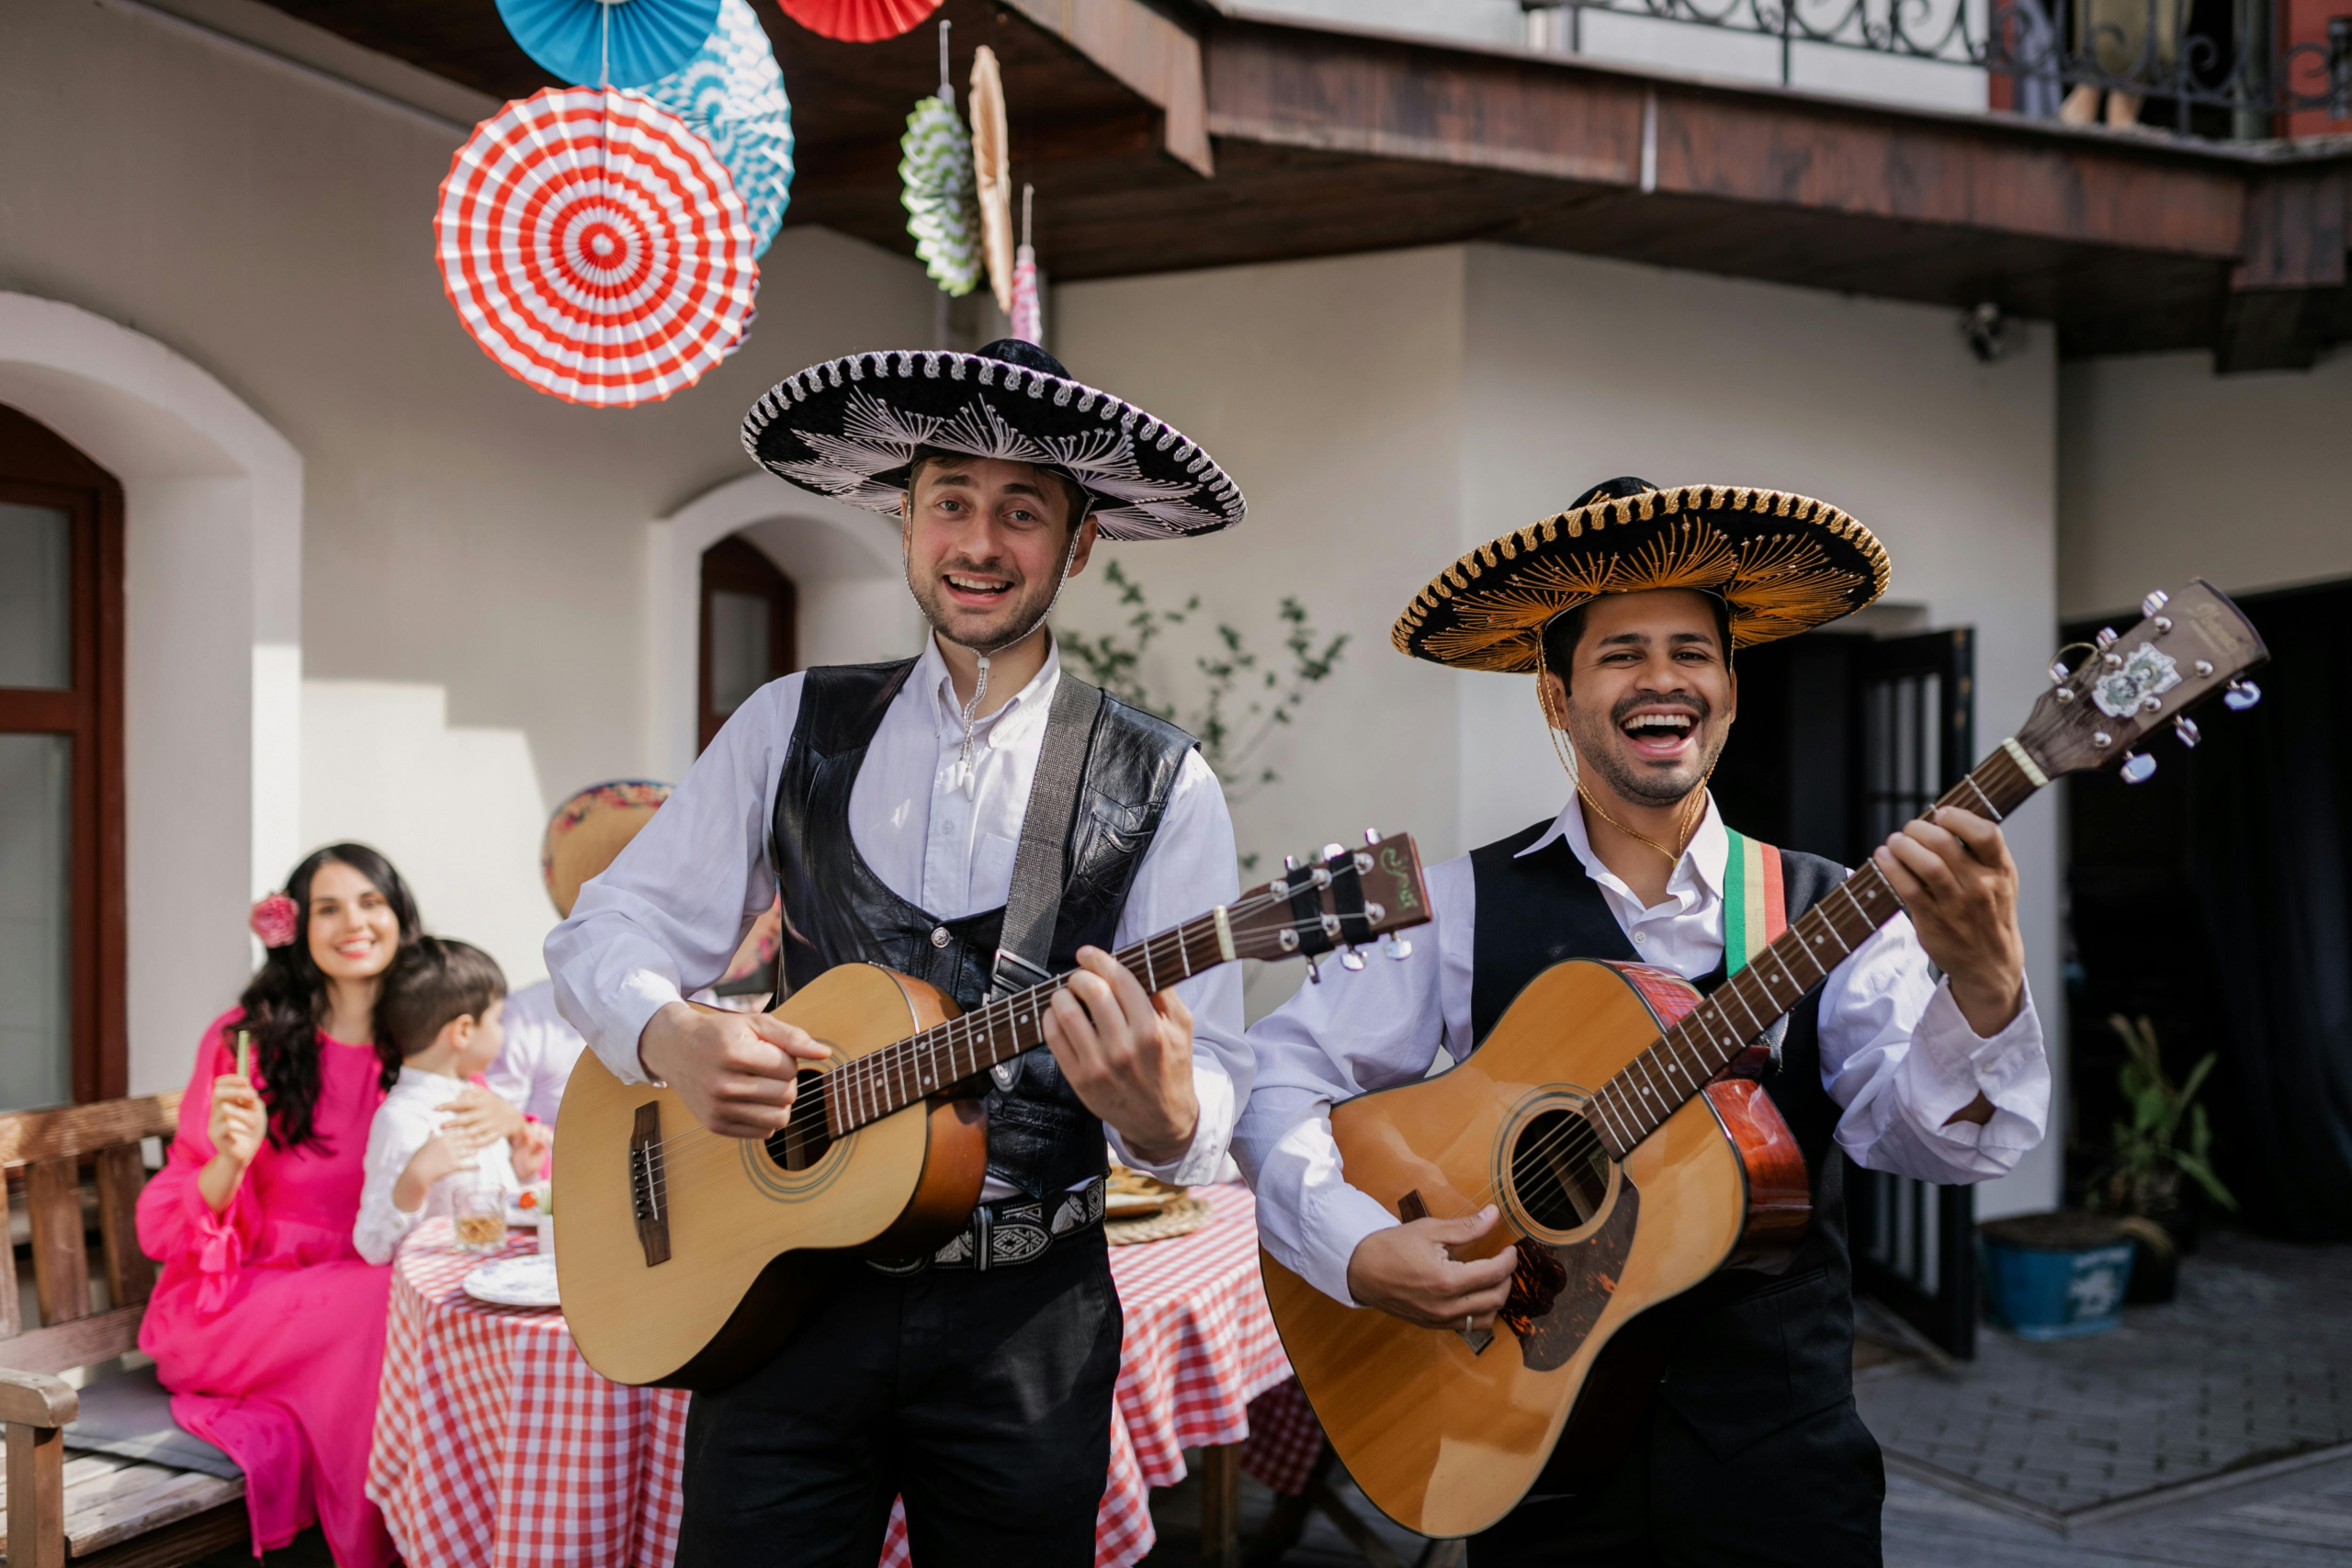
249, 893, 300, 949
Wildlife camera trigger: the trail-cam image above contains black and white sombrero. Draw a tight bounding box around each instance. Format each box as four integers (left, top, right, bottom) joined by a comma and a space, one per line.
741, 338, 1244, 542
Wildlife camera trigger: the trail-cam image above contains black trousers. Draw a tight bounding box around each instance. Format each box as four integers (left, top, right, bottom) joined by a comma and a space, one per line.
676, 1235, 1124, 1568
1466, 1398, 1884, 1567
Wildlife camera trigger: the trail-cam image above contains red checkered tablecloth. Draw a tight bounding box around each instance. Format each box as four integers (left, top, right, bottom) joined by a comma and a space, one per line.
371, 1185, 1307, 1567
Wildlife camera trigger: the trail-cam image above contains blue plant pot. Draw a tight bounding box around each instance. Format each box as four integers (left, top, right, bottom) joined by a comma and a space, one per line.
1980, 1230, 2136, 1340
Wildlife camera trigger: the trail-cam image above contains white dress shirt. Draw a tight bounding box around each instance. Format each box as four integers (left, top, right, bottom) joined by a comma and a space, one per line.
482, 979, 583, 1126
547, 634, 1248, 1194
355, 1066, 524, 1265
1226, 794, 2050, 1307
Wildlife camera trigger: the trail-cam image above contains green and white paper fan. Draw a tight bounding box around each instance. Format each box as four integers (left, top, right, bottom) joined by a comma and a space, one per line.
900, 93, 979, 297
646, 0, 795, 258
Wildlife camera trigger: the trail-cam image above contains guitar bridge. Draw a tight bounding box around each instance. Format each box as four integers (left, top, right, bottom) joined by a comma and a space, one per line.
629, 1102, 672, 1267
1400, 1190, 1493, 1354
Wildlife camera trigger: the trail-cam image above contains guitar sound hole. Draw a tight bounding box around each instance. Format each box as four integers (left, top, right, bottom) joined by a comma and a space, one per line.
763, 1070, 834, 1172
1510, 1109, 1612, 1232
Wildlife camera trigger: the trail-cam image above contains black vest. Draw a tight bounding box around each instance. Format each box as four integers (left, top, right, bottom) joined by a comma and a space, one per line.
1470, 820, 1857, 1460
771, 659, 1198, 1199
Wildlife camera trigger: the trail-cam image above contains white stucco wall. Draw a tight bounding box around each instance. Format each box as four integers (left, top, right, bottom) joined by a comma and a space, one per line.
0, 0, 934, 1064
1059, 242, 2064, 1216
2060, 351, 2352, 620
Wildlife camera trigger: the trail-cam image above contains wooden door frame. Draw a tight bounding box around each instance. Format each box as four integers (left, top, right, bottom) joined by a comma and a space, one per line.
697, 535, 797, 755
0, 405, 127, 1104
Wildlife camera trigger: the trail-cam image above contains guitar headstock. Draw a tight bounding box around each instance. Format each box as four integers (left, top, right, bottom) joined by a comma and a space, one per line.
1226, 831, 1430, 976
2016, 580, 2267, 783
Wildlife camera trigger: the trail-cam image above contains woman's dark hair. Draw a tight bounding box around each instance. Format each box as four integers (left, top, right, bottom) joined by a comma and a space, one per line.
234, 843, 422, 1150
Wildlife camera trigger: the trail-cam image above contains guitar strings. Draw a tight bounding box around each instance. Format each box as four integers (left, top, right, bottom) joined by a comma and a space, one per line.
628, 878, 1342, 1175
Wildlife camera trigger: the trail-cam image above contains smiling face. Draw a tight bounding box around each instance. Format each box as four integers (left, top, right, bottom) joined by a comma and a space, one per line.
1540, 588, 1737, 808
306, 859, 402, 985
902, 456, 1097, 651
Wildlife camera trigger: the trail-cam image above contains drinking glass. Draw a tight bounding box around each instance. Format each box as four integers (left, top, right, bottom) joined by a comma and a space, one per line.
452, 1178, 507, 1254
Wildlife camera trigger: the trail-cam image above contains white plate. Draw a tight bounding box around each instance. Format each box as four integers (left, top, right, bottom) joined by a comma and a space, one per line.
503, 1206, 542, 1228
462, 1254, 560, 1309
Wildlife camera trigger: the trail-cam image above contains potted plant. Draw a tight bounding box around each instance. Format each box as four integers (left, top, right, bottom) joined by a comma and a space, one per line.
2087, 1013, 2237, 1303
1979, 1211, 2137, 1339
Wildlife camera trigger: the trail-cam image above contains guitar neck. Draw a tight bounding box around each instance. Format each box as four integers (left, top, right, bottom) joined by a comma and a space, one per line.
820, 908, 1236, 1137
1582, 739, 2046, 1159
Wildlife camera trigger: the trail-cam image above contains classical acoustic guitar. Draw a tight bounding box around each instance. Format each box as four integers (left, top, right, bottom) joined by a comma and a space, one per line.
1262, 580, 2269, 1539
558, 832, 1432, 1391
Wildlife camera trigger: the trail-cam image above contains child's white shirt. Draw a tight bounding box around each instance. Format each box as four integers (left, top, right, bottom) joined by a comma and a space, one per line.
354, 1066, 522, 1265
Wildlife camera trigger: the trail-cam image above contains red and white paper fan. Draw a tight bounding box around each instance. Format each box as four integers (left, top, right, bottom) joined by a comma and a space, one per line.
436, 87, 757, 408
779, 0, 938, 42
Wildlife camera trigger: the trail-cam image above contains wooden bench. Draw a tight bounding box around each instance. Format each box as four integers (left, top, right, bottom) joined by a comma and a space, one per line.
0, 1093, 249, 1568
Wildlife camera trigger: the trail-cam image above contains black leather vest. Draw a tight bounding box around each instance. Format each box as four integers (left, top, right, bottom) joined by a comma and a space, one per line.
770, 658, 1199, 1198
1469, 820, 1857, 1459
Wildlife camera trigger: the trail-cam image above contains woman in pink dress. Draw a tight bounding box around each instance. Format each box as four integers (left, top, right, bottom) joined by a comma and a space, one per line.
137, 842, 470, 1566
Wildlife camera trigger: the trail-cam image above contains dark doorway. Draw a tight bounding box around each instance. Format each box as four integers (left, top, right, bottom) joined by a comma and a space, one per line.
0, 402, 126, 1108
699, 536, 797, 754
2064, 578, 2352, 1241
1713, 625, 1982, 1357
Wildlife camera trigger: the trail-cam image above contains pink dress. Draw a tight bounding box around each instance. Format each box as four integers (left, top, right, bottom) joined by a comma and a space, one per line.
136, 1010, 396, 1568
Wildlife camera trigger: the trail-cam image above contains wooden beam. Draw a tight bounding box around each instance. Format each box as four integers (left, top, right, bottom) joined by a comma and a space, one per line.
25, 1161, 89, 1327
6, 1421, 69, 1568
94, 1145, 154, 1313
2217, 169, 2351, 372
0, 1096, 177, 1168
0, 1307, 147, 1377
1001, 0, 1214, 176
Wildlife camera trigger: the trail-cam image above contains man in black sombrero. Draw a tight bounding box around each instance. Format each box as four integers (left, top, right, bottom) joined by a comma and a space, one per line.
548, 340, 1249, 1565
1233, 479, 2052, 1564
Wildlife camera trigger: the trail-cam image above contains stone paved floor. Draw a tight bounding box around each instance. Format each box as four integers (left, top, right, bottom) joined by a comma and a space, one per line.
1858, 1230, 2352, 1522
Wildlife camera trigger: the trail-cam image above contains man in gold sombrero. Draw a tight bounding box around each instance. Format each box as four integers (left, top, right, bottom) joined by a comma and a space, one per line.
1233, 478, 2050, 1563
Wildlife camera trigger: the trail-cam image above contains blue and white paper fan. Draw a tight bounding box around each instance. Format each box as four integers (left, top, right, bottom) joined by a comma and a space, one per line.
495, 0, 722, 89
645, 0, 794, 257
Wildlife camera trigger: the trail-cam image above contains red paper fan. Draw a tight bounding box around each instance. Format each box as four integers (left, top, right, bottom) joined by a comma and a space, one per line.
435, 88, 757, 408
779, 0, 939, 43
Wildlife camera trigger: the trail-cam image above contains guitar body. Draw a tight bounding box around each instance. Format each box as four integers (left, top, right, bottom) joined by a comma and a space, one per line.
1261, 958, 1811, 1540
556, 964, 989, 1391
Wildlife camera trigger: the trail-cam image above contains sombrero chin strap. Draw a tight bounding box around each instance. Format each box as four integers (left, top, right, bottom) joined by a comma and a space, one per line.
932, 522, 1087, 797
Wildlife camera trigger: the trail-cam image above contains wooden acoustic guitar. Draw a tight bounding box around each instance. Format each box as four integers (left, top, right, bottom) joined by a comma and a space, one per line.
1262, 580, 2268, 1539
557, 832, 1432, 1391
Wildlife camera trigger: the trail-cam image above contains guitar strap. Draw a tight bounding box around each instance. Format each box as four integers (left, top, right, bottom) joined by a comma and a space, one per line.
989, 671, 1106, 1004
1722, 828, 1792, 1067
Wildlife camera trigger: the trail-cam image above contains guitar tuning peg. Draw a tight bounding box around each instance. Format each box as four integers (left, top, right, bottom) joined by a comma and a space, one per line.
1283, 853, 1301, 872
2120, 750, 2157, 784
2142, 589, 2170, 616
1340, 946, 1367, 971
1383, 931, 1413, 961
1321, 842, 1346, 863
1304, 954, 1323, 985
2096, 626, 2119, 649
2224, 678, 2262, 712
1364, 828, 1382, 846
2173, 716, 2200, 749
2047, 658, 2071, 684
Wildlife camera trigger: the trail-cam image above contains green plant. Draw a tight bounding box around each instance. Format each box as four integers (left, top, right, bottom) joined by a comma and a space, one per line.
1060, 559, 1349, 869
2092, 1013, 2236, 1217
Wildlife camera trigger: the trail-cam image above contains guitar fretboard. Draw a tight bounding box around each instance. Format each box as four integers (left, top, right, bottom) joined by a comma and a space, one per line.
815, 910, 1232, 1138
1582, 742, 2044, 1159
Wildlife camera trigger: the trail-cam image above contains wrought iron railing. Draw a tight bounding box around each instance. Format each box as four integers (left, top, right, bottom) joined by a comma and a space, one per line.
1524, 0, 2352, 137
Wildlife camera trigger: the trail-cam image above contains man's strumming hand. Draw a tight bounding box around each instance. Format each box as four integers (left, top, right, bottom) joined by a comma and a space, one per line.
1345, 1208, 1519, 1331
1040, 946, 1199, 1168
638, 1001, 831, 1139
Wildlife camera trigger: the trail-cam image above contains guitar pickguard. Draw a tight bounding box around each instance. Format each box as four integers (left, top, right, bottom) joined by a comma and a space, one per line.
1510, 1178, 1639, 1371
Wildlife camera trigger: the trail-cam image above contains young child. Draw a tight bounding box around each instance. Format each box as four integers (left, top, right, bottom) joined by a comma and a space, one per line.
355, 937, 550, 1265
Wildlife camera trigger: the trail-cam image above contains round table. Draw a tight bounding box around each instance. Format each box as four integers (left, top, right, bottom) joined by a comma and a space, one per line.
369, 1185, 1297, 1567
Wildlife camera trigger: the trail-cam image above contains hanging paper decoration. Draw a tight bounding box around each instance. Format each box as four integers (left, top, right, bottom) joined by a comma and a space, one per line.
968, 45, 1014, 316
646, 0, 795, 257
779, 0, 939, 43
495, 0, 722, 87
436, 88, 758, 407
899, 27, 979, 297
1011, 185, 1043, 345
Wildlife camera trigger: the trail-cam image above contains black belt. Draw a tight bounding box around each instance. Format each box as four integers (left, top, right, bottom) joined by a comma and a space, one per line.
865, 1176, 1107, 1277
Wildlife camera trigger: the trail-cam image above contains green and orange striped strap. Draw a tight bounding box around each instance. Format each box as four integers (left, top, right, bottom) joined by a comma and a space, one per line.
1721, 828, 1787, 976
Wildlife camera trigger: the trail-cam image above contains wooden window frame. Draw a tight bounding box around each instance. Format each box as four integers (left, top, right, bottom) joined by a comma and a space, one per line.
697, 536, 797, 754
0, 404, 127, 1104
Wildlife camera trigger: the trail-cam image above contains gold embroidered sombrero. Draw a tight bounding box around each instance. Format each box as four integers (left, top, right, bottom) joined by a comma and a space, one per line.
1392, 477, 1891, 672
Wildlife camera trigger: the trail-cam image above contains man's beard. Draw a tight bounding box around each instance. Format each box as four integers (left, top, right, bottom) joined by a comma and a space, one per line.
908, 559, 1061, 654
1562, 687, 1725, 807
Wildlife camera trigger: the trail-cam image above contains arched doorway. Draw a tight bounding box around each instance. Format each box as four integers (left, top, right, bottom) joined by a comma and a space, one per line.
0, 401, 125, 1107
698, 535, 797, 753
